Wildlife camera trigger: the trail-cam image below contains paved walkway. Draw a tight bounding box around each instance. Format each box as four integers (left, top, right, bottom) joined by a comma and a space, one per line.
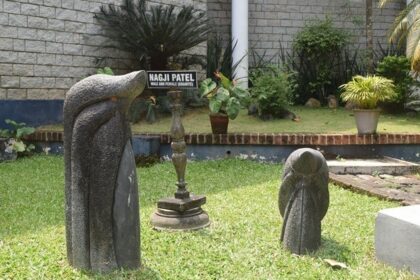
330, 173, 420, 205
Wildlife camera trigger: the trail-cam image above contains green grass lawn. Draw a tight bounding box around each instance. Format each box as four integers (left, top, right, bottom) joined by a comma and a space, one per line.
0, 156, 417, 279
39, 106, 420, 134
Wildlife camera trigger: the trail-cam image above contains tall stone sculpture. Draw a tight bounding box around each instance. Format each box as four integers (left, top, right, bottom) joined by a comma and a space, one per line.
64, 71, 146, 272
279, 148, 329, 254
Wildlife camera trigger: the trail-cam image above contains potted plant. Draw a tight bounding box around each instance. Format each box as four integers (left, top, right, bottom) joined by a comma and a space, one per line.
340, 75, 396, 134
200, 72, 250, 134
0, 119, 35, 162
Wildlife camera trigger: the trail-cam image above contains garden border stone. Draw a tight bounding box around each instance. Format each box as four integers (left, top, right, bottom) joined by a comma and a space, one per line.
375, 205, 420, 275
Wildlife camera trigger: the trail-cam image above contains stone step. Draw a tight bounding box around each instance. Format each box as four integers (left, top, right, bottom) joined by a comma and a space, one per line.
329, 173, 420, 206
375, 205, 420, 275
327, 156, 419, 175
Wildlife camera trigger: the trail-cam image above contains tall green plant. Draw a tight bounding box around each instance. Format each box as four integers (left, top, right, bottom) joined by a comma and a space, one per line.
290, 18, 349, 104
207, 33, 241, 81
95, 0, 210, 70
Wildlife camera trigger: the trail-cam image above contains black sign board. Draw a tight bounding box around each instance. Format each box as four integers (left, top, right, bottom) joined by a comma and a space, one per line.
146, 71, 198, 89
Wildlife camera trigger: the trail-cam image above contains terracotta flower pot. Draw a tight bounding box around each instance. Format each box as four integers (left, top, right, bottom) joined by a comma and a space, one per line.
353, 109, 381, 134
209, 113, 229, 134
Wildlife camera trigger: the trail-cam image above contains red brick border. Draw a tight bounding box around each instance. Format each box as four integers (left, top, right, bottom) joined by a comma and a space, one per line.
28, 131, 420, 146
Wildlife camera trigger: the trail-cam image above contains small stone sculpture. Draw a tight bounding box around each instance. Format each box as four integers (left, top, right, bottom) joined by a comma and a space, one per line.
327, 95, 338, 109
279, 148, 329, 254
64, 71, 146, 272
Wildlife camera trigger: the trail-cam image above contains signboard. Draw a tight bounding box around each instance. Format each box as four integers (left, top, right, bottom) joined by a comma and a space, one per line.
146, 71, 198, 89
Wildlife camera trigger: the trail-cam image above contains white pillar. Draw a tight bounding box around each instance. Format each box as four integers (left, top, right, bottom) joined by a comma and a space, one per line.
232, 0, 248, 88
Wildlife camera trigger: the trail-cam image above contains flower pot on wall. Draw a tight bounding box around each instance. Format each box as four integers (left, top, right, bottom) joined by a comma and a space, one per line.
209, 113, 229, 134
353, 109, 380, 134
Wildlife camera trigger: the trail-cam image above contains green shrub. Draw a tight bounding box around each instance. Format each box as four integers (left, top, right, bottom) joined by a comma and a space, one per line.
376, 55, 415, 109
96, 67, 114, 75
289, 18, 349, 104
250, 66, 292, 119
0, 119, 35, 155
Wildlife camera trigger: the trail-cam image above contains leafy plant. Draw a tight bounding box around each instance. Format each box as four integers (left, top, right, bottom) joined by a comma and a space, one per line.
376, 55, 415, 107
379, 0, 420, 73
288, 18, 349, 104
200, 72, 250, 120
96, 67, 114, 75
249, 66, 292, 119
95, 0, 210, 70
340, 75, 397, 109
0, 119, 35, 154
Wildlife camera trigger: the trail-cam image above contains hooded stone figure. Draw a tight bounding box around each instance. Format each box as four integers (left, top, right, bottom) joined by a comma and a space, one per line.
279, 148, 329, 255
64, 71, 146, 272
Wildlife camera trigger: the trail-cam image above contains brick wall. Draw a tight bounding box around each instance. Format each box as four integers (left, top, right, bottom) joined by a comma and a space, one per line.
208, 0, 405, 64
0, 0, 207, 100
28, 130, 420, 145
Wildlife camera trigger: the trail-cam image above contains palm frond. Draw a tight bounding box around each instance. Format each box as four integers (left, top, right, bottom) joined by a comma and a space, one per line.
378, 0, 389, 8
411, 36, 420, 72
406, 15, 420, 56
387, 1, 419, 43
95, 0, 210, 70
381, 0, 420, 73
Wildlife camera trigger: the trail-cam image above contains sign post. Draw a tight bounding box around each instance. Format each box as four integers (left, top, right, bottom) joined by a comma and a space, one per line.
146, 71, 198, 89
150, 71, 210, 231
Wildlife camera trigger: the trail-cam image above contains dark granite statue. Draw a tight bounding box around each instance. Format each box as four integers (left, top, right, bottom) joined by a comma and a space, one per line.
64, 71, 146, 272
279, 148, 329, 254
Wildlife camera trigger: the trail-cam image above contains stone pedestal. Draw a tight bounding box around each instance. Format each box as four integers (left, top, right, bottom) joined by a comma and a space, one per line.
375, 205, 420, 275
151, 195, 209, 230
151, 90, 210, 231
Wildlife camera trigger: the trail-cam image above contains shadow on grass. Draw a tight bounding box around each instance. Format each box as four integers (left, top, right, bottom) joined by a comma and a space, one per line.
137, 159, 281, 208
80, 265, 161, 280
315, 236, 351, 263
1, 157, 280, 239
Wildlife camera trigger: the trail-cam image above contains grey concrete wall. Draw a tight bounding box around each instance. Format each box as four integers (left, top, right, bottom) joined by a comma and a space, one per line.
0, 0, 206, 100
208, 0, 405, 65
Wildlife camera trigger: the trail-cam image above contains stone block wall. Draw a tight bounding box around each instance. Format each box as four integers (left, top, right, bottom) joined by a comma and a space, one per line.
0, 0, 206, 100
208, 0, 405, 64
0, 0, 404, 100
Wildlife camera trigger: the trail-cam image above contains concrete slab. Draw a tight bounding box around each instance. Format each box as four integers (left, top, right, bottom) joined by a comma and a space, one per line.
328, 157, 419, 175
375, 205, 420, 275
330, 173, 420, 205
